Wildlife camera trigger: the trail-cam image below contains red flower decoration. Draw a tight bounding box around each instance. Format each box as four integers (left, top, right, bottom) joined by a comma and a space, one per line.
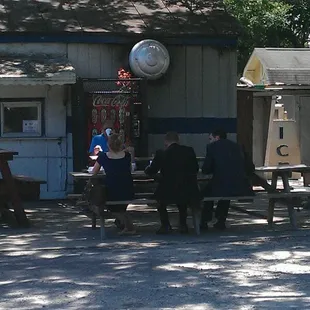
116, 68, 133, 90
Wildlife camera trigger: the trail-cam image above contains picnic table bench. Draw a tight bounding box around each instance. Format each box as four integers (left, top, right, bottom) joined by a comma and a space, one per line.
69, 165, 310, 240
0, 175, 46, 200
255, 164, 310, 227
0, 149, 46, 227
68, 187, 310, 241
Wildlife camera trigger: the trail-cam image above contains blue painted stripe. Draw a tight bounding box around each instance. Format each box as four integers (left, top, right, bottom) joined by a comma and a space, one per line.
148, 117, 237, 134
67, 116, 237, 135
0, 33, 237, 46
67, 116, 237, 134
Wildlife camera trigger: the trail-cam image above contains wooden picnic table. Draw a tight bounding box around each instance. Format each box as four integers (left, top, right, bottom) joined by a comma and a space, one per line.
0, 149, 29, 227
89, 156, 206, 163
72, 164, 310, 189
255, 164, 310, 228
69, 164, 310, 237
70, 170, 211, 181
255, 164, 310, 190
135, 156, 205, 161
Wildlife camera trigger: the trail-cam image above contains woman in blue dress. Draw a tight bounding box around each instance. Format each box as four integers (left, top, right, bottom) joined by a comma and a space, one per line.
92, 133, 135, 235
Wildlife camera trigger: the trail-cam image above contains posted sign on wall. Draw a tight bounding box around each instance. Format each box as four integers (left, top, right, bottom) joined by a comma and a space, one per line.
23, 120, 38, 133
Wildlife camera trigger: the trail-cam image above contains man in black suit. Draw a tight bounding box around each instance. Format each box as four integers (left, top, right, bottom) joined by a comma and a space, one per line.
201, 129, 254, 230
145, 132, 200, 234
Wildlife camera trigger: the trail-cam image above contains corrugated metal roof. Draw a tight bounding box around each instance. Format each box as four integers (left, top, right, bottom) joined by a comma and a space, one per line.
0, 55, 76, 85
254, 48, 310, 69
253, 48, 310, 85
266, 68, 310, 85
0, 0, 240, 36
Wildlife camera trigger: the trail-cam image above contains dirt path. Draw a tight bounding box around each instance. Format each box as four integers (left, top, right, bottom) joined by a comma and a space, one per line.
0, 201, 310, 309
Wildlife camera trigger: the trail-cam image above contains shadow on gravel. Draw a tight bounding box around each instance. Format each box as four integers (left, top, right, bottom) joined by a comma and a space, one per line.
0, 201, 310, 309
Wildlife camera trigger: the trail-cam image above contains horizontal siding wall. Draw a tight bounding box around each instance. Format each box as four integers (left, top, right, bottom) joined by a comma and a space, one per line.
0, 42, 237, 165
66, 44, 237, 113
147, 45, 237, 155
66, 43, 237, 156
67, 43, 129, 78
147, 46, 237, 119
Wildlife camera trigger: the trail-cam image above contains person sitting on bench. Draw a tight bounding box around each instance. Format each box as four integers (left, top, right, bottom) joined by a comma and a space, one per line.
200, 129, 254, 231
89, 120, 136, 170
145, 132, 200, 234
89, 120, 114, 155
92, 133, 136, 235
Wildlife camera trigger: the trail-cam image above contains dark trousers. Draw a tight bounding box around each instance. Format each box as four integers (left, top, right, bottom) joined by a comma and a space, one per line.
158, 203, 188, 227
201, 200, 230, 225
201, 183, 230, 224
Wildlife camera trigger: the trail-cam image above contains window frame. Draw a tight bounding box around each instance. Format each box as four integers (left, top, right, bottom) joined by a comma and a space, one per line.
0, 99, 44, 137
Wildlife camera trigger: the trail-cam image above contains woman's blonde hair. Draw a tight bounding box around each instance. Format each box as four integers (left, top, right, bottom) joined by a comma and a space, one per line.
108, 133, 123, 152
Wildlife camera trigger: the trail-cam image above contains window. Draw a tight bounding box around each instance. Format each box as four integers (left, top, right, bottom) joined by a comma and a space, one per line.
1, 101, 42, 137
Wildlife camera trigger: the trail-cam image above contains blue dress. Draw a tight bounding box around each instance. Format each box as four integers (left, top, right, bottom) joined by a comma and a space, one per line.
97, 152, 134, 203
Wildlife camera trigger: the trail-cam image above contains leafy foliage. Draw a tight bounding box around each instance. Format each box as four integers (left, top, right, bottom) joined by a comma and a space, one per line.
166, 0, 310, 73
224, 0, 291, 72
284, 0, 310, 48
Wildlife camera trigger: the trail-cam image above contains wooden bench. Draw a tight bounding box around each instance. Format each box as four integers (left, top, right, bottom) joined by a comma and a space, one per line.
67, 194, 83, 200
68, 188, 310, 241
13, 175, 46, 183
67, 192, 154, 200
0, 175, 46, 227
0, 175, 46, 201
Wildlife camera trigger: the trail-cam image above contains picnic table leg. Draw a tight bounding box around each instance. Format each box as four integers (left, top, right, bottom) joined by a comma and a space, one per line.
252, 172, 277, 192
303, 172, 310, 187
268, 199, 275, 228
0, 160, 29, 227
99, 202, 106, 241
91, 212, 96, 230
281, 172, 297, 230
98, 200, 107, 242
99, 216, 106, 241
301, 172, 310, 209
191, 202, 201, 236
268, 172, 278, 228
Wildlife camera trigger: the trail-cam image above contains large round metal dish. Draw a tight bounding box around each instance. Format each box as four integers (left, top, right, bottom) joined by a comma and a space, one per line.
129, 39, 170, 80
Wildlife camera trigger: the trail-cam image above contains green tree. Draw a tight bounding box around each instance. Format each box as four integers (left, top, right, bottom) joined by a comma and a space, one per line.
283, 0, 310, 47
170, 1, 310, 74
224, 0, 291, 73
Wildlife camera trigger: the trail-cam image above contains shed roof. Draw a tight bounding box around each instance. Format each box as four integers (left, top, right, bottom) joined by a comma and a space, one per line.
246, 48, 310, 85
0, 0, 240, 37
0, 55, 76, 85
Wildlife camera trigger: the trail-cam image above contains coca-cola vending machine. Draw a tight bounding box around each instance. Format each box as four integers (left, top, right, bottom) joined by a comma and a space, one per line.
85, 77, 145, 163
87, 92, 132, 149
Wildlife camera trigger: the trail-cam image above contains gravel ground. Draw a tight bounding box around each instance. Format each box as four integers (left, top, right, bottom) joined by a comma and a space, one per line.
0, 200, 310, 310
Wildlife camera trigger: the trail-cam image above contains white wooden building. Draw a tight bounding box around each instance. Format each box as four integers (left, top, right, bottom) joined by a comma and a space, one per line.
0, 1, 240, 199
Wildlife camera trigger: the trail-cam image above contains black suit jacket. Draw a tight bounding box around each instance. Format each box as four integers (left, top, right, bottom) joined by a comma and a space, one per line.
145, 143, 200, 204
202, 139, 254, 197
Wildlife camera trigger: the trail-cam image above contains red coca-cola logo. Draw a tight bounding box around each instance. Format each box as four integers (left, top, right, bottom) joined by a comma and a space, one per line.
92, 94, 129, 107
